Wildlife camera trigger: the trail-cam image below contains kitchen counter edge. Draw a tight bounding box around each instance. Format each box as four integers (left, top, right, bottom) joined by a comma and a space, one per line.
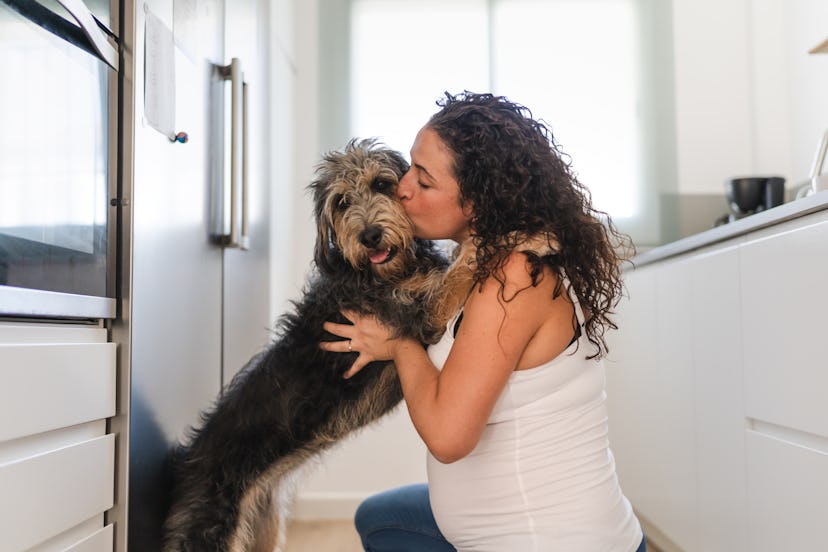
630, 190, 828, 268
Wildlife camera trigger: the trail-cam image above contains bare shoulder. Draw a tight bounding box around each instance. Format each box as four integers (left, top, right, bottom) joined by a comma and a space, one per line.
460, 251, 573, 370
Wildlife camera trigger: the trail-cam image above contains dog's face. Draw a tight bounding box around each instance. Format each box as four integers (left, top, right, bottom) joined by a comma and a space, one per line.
310, 139, 417, 280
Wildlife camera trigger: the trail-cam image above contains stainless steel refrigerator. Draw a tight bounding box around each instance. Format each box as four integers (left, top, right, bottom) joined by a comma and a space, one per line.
113, 1, 272, 549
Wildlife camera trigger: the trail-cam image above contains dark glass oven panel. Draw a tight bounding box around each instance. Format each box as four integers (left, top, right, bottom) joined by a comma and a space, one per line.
0, 0, 112, 298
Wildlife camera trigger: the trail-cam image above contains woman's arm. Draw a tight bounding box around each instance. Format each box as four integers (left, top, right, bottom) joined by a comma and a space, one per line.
322, 252, 575, 463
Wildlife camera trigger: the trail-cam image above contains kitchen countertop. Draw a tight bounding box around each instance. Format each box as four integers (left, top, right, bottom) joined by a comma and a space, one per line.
632, 189, 828, 268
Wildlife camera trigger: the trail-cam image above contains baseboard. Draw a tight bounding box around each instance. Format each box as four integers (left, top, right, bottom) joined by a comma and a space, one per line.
289, 492, 367, 521
636, 511, 683, 552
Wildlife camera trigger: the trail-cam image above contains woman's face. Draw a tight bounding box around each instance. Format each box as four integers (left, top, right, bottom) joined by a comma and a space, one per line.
397, 126, 473, 243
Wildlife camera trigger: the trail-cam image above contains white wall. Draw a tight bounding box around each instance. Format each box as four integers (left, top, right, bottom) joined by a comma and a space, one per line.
671, 0, 754, 193
783, 0, 828, 184
269, 0, 307, 319
672, 0, 828, 194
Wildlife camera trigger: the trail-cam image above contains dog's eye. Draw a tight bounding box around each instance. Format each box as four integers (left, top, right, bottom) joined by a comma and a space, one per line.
333, 194, 350, 210
371, 178, 395, 195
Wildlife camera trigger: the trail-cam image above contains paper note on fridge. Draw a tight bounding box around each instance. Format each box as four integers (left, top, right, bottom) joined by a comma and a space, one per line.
144, 8, 175, 138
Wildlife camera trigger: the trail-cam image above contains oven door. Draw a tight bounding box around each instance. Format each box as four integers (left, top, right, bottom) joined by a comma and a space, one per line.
0, 0, 118, 319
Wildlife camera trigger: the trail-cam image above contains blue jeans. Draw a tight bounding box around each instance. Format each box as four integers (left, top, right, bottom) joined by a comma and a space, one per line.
354, 483, 455, 551
354, 483, 647, 552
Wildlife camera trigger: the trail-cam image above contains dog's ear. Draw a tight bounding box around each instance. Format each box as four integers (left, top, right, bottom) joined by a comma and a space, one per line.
309, 149, 342, 273
311, 179, 336, 274
314, 219, 336, 274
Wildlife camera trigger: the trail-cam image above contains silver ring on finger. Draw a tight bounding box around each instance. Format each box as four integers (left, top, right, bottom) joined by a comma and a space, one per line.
348, 339, 352, 352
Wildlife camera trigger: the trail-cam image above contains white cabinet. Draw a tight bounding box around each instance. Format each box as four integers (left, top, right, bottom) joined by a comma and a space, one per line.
605, 265, 658, 512
608, 242, 747, 551
608, 208, 828, 551
745, 430, 828, 551
689, 246, 747, 552
0, 322, 116, 551
0, 343, 115, 441
738, 210, 828, 551
649, 257, 697, 551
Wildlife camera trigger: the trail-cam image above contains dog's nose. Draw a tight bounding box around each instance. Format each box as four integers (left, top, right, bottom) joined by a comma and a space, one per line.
359, 227, 383, 248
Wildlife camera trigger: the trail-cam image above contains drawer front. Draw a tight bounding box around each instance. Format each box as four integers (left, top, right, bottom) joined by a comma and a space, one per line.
0, 323, 107, 345
64, 524, 114, 552
0, 343, 116, 442
746, 430, 828, 551
0, 434, 115, 551
739, 214, 828, 438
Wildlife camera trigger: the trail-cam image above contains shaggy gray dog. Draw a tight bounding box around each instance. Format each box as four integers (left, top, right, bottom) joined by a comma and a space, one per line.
161, 139, 451, 551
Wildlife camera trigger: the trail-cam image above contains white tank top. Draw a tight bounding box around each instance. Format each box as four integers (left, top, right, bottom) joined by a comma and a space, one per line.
426, 278, 642, 552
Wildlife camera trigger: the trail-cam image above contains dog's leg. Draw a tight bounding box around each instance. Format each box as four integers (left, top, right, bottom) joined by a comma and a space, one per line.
228, 478, 272, 552
227, 364, 402, 552
249, 486, 280, 552
430, 239, 476, 331
228, 453, 314, 552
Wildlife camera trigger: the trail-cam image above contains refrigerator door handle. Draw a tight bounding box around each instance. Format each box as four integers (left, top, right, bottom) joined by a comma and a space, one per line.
228, 58, 247, 250
213, 58, 249, 250
241, 79, 250, 250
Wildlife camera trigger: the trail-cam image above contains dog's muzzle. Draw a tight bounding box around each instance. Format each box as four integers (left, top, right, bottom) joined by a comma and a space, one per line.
360, 226, 397, 264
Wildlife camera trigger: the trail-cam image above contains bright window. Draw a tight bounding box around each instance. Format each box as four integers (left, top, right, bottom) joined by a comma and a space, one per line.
350, 0, 490, 155
350, 0, 643, 219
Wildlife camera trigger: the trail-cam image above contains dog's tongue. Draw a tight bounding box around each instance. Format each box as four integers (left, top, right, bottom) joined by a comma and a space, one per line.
369, 248, 391, 264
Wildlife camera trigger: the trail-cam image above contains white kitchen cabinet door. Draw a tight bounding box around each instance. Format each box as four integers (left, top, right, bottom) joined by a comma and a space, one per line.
689, 244, 748, 552
63, 525, 114, 552
746, 430, 828, 551
605, 265, 660, 512
607, 257, 698, 551
650, 257, 698, 551
0, 434, 115, 551
0, 343, 116, 442
739, 210, 828, 439
29, 522, 113, 552
0, 322, 115, 551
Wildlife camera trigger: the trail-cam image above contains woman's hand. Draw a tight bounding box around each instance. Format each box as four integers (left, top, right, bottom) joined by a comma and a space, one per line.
321, 310, 408, 378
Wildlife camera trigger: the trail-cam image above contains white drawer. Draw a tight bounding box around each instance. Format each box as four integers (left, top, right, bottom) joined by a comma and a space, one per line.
746, 429, 828, 551
0, 323, 107, 345
0, 434, 115, 551
63, 524, 113, 552
27, 518, 112, 552
0, 343, 116, 442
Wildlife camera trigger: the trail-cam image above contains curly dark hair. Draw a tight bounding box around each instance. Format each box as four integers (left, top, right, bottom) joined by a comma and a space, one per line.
426, 91, 634, 358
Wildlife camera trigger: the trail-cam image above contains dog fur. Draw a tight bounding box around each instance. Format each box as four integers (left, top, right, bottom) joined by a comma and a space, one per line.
161, 139, 453, 552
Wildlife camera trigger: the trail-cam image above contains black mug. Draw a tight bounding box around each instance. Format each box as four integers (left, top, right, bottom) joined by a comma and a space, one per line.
764, 176, 785, 209
726, 176, 786, 215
